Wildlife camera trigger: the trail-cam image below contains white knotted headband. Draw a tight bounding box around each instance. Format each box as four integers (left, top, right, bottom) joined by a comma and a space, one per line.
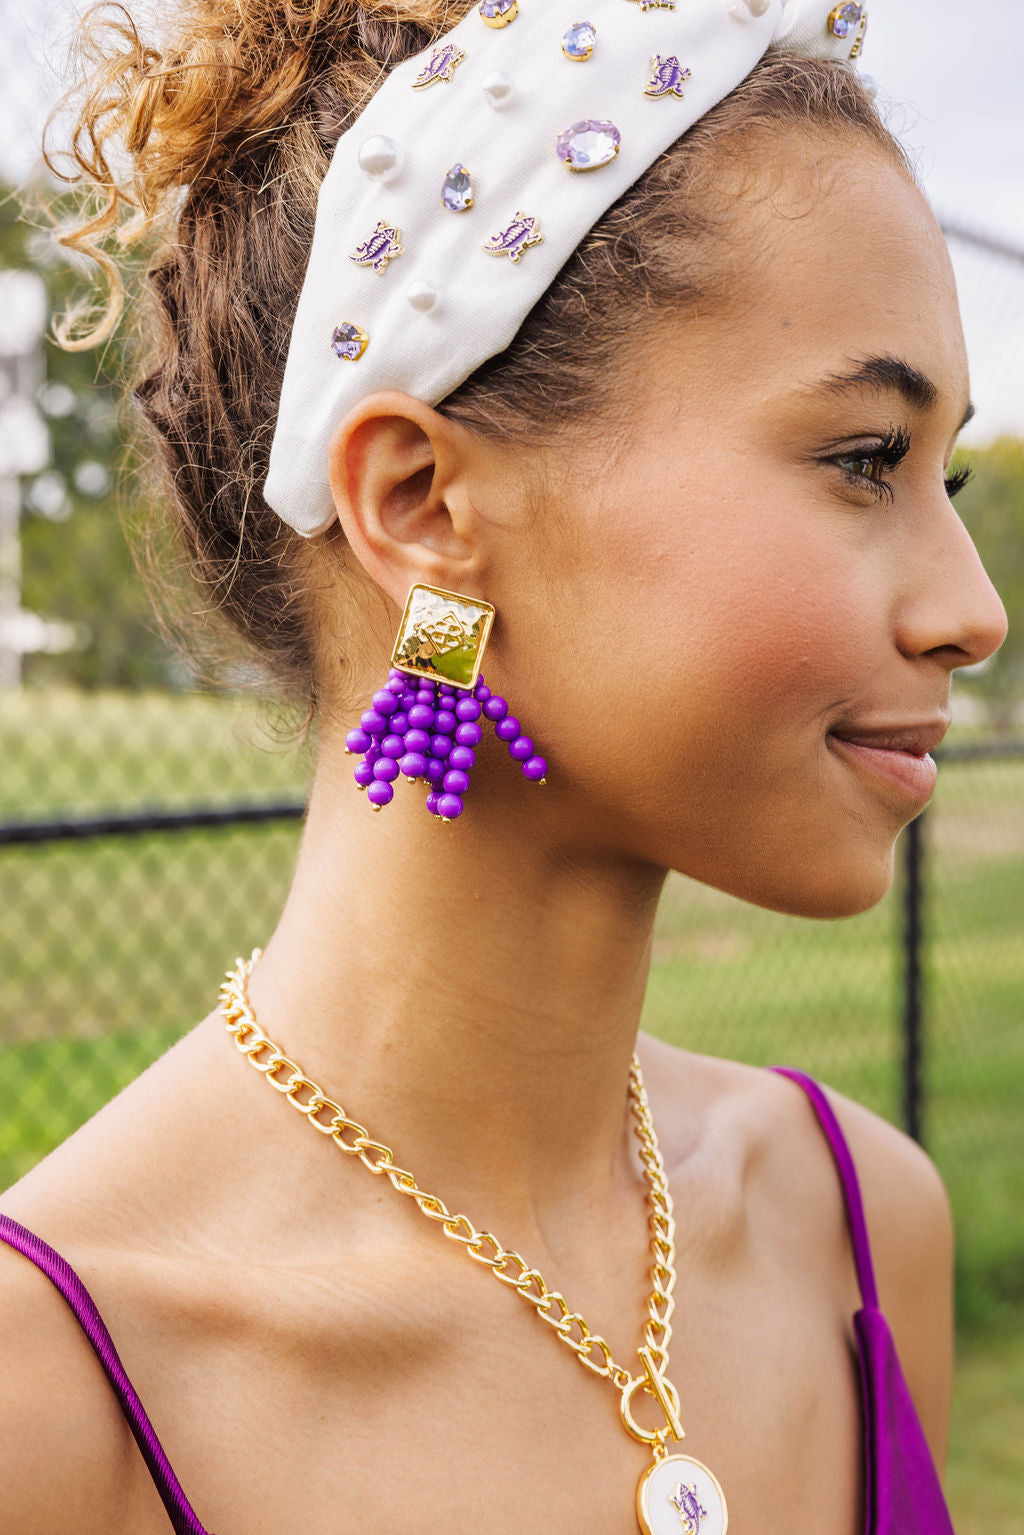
265, 0, 869, 536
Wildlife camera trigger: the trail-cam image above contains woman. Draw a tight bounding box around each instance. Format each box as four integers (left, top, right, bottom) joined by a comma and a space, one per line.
0, 1, 1007, 1531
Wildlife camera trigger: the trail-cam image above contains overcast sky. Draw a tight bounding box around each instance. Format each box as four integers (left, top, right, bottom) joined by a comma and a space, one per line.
2, 0, 1022, 440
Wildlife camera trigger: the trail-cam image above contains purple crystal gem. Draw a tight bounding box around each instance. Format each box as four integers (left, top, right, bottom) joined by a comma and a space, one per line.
562, 21, 596, 61
829, 1, 863, 36
441, 163, 474, 213
555, 119, 620, 172
331, 323, 369, 361
479, 0, 518, 24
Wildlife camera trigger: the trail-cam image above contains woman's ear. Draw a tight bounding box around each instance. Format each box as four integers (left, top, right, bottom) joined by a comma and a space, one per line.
325, 390, 485, 608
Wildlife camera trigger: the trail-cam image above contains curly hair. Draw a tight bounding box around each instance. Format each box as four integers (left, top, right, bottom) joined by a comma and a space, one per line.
46, 0, 915, 712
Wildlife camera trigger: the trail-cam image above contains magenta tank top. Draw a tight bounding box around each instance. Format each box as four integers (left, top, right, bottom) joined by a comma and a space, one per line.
0, 1067, 955, 1534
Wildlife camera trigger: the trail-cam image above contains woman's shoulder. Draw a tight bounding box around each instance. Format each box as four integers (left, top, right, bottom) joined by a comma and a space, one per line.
0, 1225, 131, 1534
641, 1034, 954, 1459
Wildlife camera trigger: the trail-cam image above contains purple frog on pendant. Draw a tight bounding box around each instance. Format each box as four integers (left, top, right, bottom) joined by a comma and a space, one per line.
644, 54, 692, 99
670, 1481, 708, 1535
412, 41, 467, 88
481, 211, 544, 263
349, 222, 404, 275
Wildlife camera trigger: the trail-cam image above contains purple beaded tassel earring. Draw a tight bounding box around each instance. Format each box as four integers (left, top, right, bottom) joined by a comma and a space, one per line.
345, 583, 547, 823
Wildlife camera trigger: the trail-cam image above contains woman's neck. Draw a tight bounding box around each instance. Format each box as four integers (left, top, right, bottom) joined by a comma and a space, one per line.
249, 742, 667, 1246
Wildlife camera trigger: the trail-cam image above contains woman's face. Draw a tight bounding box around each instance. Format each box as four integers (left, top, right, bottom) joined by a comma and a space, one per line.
494, 137, 1007, 917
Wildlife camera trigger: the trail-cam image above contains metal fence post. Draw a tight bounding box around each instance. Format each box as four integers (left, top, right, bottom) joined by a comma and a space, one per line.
901, 812, 926, 1145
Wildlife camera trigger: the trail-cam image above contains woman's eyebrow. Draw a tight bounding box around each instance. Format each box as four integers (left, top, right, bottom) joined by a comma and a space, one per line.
801, 353, 976, 431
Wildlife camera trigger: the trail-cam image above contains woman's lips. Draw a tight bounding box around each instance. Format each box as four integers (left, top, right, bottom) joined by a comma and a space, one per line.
827, 720, 949, 805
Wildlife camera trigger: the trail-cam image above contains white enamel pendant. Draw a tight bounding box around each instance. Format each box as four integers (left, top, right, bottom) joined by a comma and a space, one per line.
637, 1454, 728, 1535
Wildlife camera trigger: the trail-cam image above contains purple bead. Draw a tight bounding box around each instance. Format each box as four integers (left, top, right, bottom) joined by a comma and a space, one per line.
437, 793, 464, 820
430, 734, 453, 759
495, 715, 520, 742
456, 697, 481, 721
455, 722, 483, 747
483, 696, 508, 722
435, 709, 457, 734
346, 728, 371, 755
444, 769, 471, 795
404, 728, 431, 754
509, 734, 533, 761
399, 751, 428, 779
408, 705, 435, 730
353, 761, 375, 788
387, 676, 407, 694
416, 688, 436, 705
439, 684, 456, 696
426, 791, 442, 815
365, 743, 382, 764
522, 755, 547, 781
449, 745, 476, 772
389, 668, 408, 683
367, 780, 394, 809
390, 712, 409, 734
374, 758, 400, 783
372, 690, 399, 716
424, 758, 446, 784
381, 734, 405, 759
474, 681, 491, 702
360, 710, 389, 736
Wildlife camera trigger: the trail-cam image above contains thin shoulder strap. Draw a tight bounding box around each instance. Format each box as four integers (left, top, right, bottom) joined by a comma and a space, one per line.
0, 1213, 211, 1535
768, 1067, 880, 1310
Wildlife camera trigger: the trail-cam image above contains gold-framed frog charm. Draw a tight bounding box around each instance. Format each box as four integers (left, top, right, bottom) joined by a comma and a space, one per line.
637, 1455, 728, 1535
622, 1348, 728, 1535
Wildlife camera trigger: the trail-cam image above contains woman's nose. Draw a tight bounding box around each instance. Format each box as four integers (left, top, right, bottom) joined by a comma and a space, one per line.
896, 503, 1009, 670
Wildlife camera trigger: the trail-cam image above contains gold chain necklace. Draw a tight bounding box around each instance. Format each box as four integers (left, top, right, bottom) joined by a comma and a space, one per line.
219, 950, 728, 1535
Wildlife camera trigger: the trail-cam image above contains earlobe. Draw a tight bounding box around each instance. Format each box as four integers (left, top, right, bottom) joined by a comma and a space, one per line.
325, 390, 478, 607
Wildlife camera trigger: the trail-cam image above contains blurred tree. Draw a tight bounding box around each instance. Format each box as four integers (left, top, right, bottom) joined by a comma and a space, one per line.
955, 437, 1024, 729
1, 176, 173, 688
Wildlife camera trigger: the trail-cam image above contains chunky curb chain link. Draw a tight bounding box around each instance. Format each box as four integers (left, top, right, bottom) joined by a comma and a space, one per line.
219, 950, 678, 1412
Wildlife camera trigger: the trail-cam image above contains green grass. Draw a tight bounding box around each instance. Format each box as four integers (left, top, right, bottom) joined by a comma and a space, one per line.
947, 1322, 1024, 1534
1, 690, 1023, 1516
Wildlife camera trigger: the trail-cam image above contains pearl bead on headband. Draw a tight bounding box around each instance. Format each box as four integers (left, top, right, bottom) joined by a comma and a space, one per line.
264, 0, 869, 538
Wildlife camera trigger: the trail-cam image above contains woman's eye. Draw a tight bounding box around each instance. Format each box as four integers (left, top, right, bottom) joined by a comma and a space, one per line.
833, 451, 897, 506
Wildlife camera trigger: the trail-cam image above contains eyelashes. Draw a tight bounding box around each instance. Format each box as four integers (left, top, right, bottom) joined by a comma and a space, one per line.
833, 424, 975, 506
